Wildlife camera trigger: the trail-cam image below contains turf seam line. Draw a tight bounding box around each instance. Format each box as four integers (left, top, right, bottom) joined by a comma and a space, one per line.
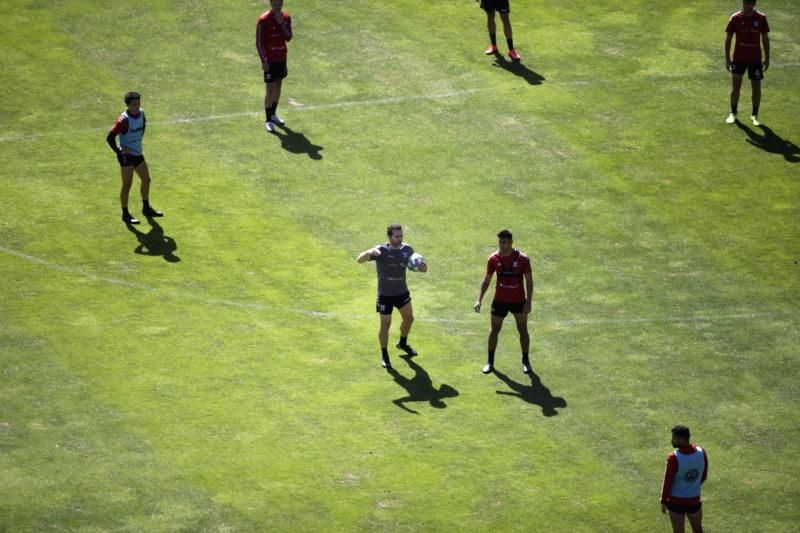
2, 244, 793, 327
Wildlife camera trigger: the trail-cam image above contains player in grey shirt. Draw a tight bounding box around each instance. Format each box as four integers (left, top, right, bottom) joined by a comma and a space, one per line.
357, 224, 427, 370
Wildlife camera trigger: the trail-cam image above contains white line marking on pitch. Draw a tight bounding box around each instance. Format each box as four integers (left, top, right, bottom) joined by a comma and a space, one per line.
4, 61, 798, 143
1, 244, 792, 328
0, 89, 490, 143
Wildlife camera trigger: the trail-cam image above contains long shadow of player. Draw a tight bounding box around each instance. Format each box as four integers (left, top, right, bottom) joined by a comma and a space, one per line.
735, 121, 800, 163
494, 369, 566, 417
273, 125, 324, 160
492, 53, 545, 86
126, 217, 180, 263
388, 355, 459, 415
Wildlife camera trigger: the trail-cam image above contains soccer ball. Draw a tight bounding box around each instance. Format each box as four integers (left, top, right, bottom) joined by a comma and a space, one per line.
408, 253, 424, 271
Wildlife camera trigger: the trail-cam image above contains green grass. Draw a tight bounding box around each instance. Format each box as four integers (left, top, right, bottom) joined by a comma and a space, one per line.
1, 0, 799, 530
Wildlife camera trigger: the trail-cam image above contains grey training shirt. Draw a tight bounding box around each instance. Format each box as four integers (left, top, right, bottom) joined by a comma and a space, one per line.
370, 242, 414, 296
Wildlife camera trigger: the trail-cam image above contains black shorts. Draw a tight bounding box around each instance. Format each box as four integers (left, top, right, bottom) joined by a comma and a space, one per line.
491, 300, 525, 318
731, 62, 764, 80
376, 292, 411, 315
480, 0, 510, 13
666, 502, 702, 515
264, 61, 288, 82
117, 153, 145, 168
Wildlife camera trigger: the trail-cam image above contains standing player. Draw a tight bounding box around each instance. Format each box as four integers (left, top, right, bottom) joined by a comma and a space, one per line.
476, 0, 521, 61
474, 229, 533, 374
106, 91, 163, 225
660, 425, 709, 533
725, 0, 770, 126
256, 0, 293, 133
357, 224, 428, 370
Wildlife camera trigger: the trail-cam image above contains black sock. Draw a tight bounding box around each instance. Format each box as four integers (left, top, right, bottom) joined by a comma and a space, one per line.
752, 104, 759, 116
381, 348, 389, 358
399, 336, 408, 347
265, 107, 271, 121
270, 102, 278, 118
507, 38, 514, 50
487, 350, 495, 365
522, 352, 530, 363
489, 33, 497, 46
122, 207, 131, 216
731, 103, 738, 115
143, 199, 151, 209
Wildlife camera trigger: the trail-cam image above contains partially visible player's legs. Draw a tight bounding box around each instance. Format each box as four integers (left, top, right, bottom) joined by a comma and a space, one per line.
750, 78, 762, 125
379, 313, 392, 369
668, 510, 686, 533
686, 509, 703, 533
134, 161, 163, 217
484, 314, 504, 373
396, 302, 417, 356
265, 81, 277, 131
264, 83, 271, 121
513, 311, 531, 373
499, 12, 520, 60
120, 165, 138, 224
727, 73, 743, 123
484, 10, 498, 54
270, 79, 285, 126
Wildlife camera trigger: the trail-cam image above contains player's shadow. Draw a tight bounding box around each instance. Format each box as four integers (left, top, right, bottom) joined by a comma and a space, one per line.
492, 53, 545, 86
388, 355, 459, 414
273, 125, 323, 160
493, 369, 567, 417
126, 217, 180, 263
735, 121, 800, 163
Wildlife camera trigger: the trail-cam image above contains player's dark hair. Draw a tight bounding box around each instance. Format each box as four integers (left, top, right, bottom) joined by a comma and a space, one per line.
124, 91, 141, 104
671, 425, 691, 439
387, 224, 403, 237
497, 229, 513, 241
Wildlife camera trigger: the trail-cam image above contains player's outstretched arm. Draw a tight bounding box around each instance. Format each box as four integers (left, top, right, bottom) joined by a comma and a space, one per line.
724, 32, 734, 71
106, 131, 121, 154
523, 271, 533, 314
356, 247, 380, 263
474, 274, 492, 312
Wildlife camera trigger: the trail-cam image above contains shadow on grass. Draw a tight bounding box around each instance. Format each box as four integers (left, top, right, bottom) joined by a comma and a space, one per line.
735, 121, 800, 163
491, 53, 545, 86
126, 217, 180, 263
388, 355, 459, 414
272, 125, 324, 160
494, 369, 567, 417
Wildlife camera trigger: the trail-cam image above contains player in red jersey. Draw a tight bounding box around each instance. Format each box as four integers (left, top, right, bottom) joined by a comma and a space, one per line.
106, 91, 163, 225
725, 0, 770, 126
256, 0, 293, 133
476, 0, 521, 61
474, 229, 533, 374
660, 425, 709, 533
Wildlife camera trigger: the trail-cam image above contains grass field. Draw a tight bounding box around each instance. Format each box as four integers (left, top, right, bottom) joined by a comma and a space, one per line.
1, 0, 799, 531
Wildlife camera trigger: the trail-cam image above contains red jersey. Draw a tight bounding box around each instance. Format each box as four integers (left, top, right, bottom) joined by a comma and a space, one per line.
660, 445, 709, 506
726, 10, 769, 64
486, 249, 531, 303
256, 10, 293, 62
